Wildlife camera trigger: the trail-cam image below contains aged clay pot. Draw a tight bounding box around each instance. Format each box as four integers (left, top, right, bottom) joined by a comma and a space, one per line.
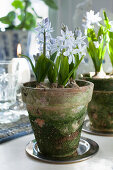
80, 73, 113, 132
21, 80, 93, 158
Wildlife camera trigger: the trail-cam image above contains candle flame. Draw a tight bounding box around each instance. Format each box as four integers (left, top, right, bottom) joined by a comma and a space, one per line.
17, 43, 22, 58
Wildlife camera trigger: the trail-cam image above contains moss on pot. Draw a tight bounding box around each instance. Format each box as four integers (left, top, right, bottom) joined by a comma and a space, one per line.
80, 73, 113, 132
21, 80, 93, 157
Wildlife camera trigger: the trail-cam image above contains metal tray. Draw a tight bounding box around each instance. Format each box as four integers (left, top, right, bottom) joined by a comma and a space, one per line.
82, 120, 113, 136
25, 137, 99, 164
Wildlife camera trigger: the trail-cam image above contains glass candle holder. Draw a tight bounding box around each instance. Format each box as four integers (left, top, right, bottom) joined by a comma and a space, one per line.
0, 61, 19, 123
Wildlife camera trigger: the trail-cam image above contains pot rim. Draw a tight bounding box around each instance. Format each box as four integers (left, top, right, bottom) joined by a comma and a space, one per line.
80, 72, 113, 80
21, 79, 94, 93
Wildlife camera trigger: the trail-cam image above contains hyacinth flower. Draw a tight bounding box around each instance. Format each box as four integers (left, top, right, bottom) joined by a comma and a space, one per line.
22, 18, 86, 87
51, 25, 86, 86
21, 18, 57, 84
83, 10, 108, 77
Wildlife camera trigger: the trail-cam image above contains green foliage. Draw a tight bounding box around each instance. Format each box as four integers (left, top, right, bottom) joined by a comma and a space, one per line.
69, 62, 75, 79
23, 51, 83, 86
98, 26, 104, 39
103, 11, 113, 67
56, 54, 84, 86
69, 54, 79, 80
34, 55, 51, 83
48, 65, 57, 83
22, 53, 56, 83
63, 55, 84, 86
103, 10, 111, 30
87, 28, 97, 41
12, 0, 24, 9
0, 0, 36, 30
87, 40, 106, 72
0, 11, 16, 29
0, 0, 58, 30
58, 55, 69, 85
47, 52, 57, 83
86, 13, 107, 73
109, 37, 113, 67
17, 12, 36, 30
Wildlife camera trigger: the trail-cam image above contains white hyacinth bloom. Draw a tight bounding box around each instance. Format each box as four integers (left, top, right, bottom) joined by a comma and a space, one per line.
35, 18, 55, 56
35, 18, 53, 34
63, 48, 77, 64
86, 10, 102, 25
79, 44, 87, 57
56, 26, 86, 64
83, 10, 102, 33
51, 38, 63, 55
57, 27, 75, 49
74, 28, 86, 46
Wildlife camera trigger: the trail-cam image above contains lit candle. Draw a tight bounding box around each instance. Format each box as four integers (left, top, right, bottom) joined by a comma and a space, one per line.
17, 43, 22, 57
8, 43, 30, 84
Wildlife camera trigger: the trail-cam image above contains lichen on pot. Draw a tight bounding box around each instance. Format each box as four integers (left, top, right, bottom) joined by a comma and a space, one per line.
80, 73, 113, 132
21, 80, 93, 157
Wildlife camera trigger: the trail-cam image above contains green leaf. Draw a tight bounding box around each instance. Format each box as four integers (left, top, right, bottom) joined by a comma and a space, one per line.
25, 12, 36, 28
55, 55, 61, 71
69, 62, 76, 80
17, 12, 36, 30
0, 16, 11, 25
58, 55, 69, 86
69, 54, 80, 79
48, 65, 57, 83
101, 45, 107, 61
7, 11, 16, 21
69, 62, 74, 73
21, 54, 56, 83
109, 32, 113, 39
35, 55, 47, 82
50, 52, 57, 62
42, 0, 58, 9
18, 14, 23, 21
21, 54, 36, 77
47, 52, 58, 83
0, 11, 16, 25
103, 10, 111, 29
97, 26, 104, 39
87, 15, 108, 73
75, 54, 80, 67
63, 56, 84, 86
103, 10, 107, 21
35, 55, 54, 83
12, 0, 24, 9
87, 28, 97, 41
87, 41, 102, 72
98, 37, 106, 60
108, 39, 113, 66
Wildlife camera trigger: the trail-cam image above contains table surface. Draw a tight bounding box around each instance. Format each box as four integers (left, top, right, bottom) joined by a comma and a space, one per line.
0, 132, 113, 170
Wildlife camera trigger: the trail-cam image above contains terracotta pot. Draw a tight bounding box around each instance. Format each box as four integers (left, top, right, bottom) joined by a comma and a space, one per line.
80, 73, 113, 132
21, 80, 93, 158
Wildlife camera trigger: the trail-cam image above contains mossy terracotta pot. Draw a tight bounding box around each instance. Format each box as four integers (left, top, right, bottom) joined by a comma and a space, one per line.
21, 80, 93, 158
80, 73, 113, 132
